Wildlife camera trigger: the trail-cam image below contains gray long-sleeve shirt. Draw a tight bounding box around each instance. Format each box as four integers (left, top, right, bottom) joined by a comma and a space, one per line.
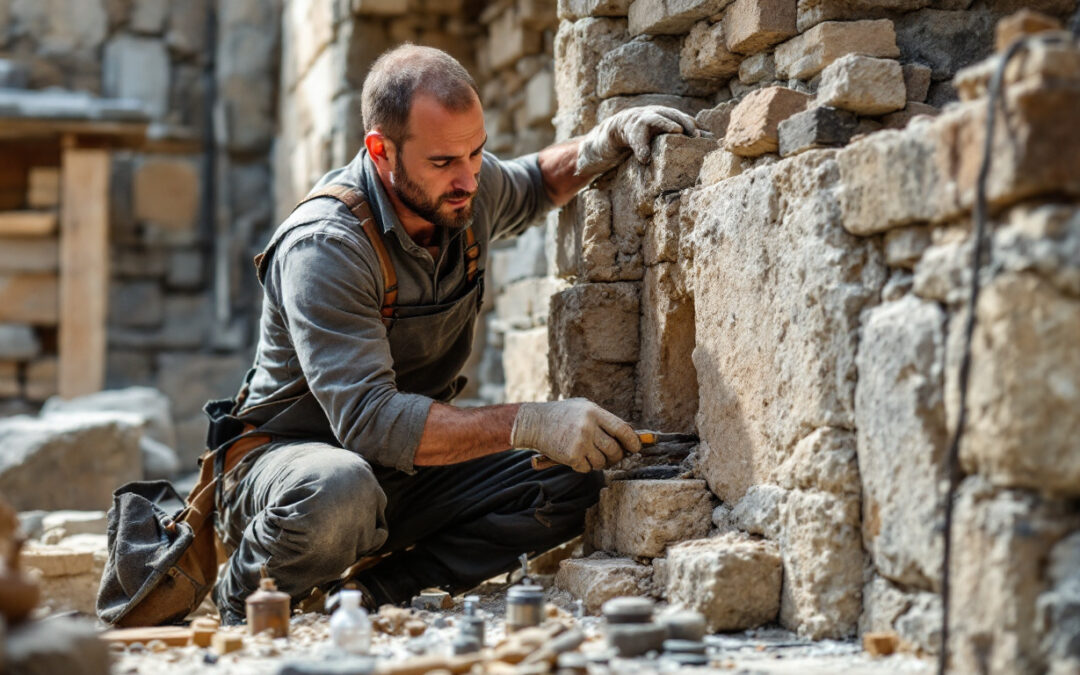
242, 149, 552, 473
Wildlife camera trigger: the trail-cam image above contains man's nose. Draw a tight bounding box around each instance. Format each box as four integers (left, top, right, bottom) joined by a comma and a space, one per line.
452, 163, 478, 194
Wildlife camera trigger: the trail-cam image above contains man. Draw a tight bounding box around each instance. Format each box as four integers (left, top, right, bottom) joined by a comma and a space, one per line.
210, 44, 698, 623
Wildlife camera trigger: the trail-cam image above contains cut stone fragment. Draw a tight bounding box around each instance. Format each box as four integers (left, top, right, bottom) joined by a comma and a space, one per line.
598, 37, 715, 98
724, 0, 798, 54
558, 0, 633, 20
777, 105, 858, 157
774, 19, 899, 80
698, 148, 745, 184
586, 479, 714, 557
666, 534, 782, 632
554, 556, 654, 613
817, 54, 906, 115
902, 62, 932, 101
613, 134, 718, 216
795, 0, 930, 33
883, 225, 931, 269
22, 546, 95, 577
680, 20, 742, 80
628, 0, 732, 36
738, 52, 775, 84
725, 86, 812, 157
637, 263, 697, 432
694, 100, 737, 137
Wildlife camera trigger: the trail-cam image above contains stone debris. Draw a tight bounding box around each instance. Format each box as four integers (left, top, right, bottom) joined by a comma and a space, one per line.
863, 631, 901, 657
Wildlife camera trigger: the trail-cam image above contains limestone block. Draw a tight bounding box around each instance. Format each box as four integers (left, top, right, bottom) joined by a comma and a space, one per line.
895, 8, 994, 80
817, 54, 906, 115
680, 20, 742, 80
956, 273, 1080, 496
724, 0, 798, 54
698, 148, 745, 184
725, 86, 812, 157
685, 150, 885, 503
739, 52, 775, 84
666, 534, 782, 632
102, 34, 170, 117
0, 323, 40, 360
774, 19, 899, 80
524, 69, 556, 125
490, 7, 543, 71
41, 511, 108, 537
597, 94, 711, 123
0, 274, 58, 325
949, 476, 1079, 675
795, 0, 929, 33
586, 479, 714, 557
881, 101, 939, 129
694, 100, 737, 137
1036, 531, 1080, 668
9, 0, 108, 52
548, 283, 640, 420
777, 105, 858, 157
503, 327, 552, 402
25, 358, 58, 401
0, 238, 59, 273
569, 189, 618, 282
597, 37, 715, 97
22, 546, 94, 577
883, 225, 931, 269
495, 277, 569, 330
780, 488, 863, 638
729, 483, 787, 538
902, 62, 931, 102
554, 556, 654, 613
772, 427, 859, 496
133, 157, 200, 238
42, 386, 178, 452
644, 193, 680, 265
281, 0, 334, 88
0, 413, 142, 511
637, 263, 698, 432
856, 297, 946, 590
615, 134, 718, 215
553, 18, 628, 136
860, 576, 942, 655
628, 0, 732, 36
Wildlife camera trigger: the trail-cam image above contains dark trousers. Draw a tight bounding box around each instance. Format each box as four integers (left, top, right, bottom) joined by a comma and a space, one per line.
214, 442, 602, 620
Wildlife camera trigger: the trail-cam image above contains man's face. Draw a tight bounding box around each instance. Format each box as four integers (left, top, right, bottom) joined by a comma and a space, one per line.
388, 92, 486, 230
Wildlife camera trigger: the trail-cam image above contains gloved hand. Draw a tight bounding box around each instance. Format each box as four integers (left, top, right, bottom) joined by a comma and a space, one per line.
575, 105, 699, 176
511, 398, 642, 473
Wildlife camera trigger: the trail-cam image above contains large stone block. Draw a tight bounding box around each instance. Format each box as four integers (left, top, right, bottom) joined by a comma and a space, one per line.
680, 19, 742, 80
628, 0, 731, 36
772, 426, 860, 496
555, 555, 654, 613
644, 193, 680, 265
102, 34, 170, 117
586, 479, 714, 557
42, 385, 178, 463
817, 54, 906, 116
894, 8, 994, 80
558, 0, 633, 19
724, 0, 798, 54
553, 18, 628, 136
503, 327, 552, 402
666, 534, 782, 631
494, 277, 569, 330
725, 86, 812, 157
774, 19, 899, 80
949, 476, 1079, 675
133, 157, 201, 239
685, 150, 885, 503
614, 134, 718, 216
860, 575, 942, 655
489, 7, 544, 71
597, 94, 712, 123
0, 274, 58, 325
856, 296, 946, 590
695, 100, 737, 137
0, 413, 142, 511
575, 187, 645, 282
795, 0, 929, 33
1037, 531, 1080, 669
549, 283, 640, 420
597, 37, 714, 97
777, 105, 858, 158
637, 263, 697, 432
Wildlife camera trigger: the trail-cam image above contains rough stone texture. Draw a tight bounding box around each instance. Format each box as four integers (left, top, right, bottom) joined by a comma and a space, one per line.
881, 101, 939, 129
995, 8, 1063, 52
860, 576, 942, 655
725, 0, 798, 54
895, 8, 994, 80
680, 20, 742, 80
6, 615, 111, 675
558, 0, 634, 20
597, 36, 714, 98
817, 54, 906, 116
772, 427, 860, 496
586, 479, 714, 557
695, 100, 737, 137
22, 546, 94, 577
568, 186, 645, 282
725, 86, 812, 157
856, 296, 946, 590
883, 225, 931, 269
1037, 531, 1080, 668
549, 283, 640, 421
0, 412, 141, 510
686, 150, 885, 503
628, 0, 731, 35
637, 263, 697, 432
553, 18, 628, 138
597, 94, 712, 122
796, 0, 930, 33
739, 52, 775, 84
730, 483, 787, 539
698, 148, 745, 184
614, 134, 718, 216
666, 534, 782, 632
774, 19, 899, 81
902, 62, 932, 102
644, 193, 680, 265
503, 327, 552, 402
554, 555, 654, 613
102, 34, 170, 117
949, 476, 1079, 675
777, 105, 859, 158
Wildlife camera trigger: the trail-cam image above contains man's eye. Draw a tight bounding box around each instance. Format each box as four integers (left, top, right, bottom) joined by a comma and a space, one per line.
433, 161, 451, 169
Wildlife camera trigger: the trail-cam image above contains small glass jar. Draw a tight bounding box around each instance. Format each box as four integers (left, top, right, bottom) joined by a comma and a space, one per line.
330, 590, 372, 655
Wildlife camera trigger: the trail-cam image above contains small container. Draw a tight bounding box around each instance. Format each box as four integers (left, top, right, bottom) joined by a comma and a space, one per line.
330, 590, 372, 655
460, 595, 485, 647
505, 583, 544, 633
246, 577, 290, 638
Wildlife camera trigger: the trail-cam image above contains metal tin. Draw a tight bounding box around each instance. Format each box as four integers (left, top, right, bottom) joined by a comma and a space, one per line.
246, 577, 290, 638
505, 583, 544, 632
460, 595, 485, 647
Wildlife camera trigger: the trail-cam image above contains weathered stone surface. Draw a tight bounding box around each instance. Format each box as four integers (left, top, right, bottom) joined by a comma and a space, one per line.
777, 105, 858, 157
614, 133, 718, 215
644, 193, 680, 265
553, 18, 628, 137
22, 545, 94, 577
494, 277, 569, 330
0, 323, 39, 360
558, 0, 633, 19
857, 296, 946, 590
680, 19, 742, 80
555, 555, 654, 613
995, 8, 1062, 52
949, 476, 1079, 675
902, 62, 931, 102
102, 34, 170, 117
729, 483, 787, 538
503, 327, 552, 402
1037, 531, 1080, 668
0, 413, 141, 510
597, 94, 711, 123
774, 19, 899, 80
549, 283, 640, 420
489, 6, 543, 71
772, 427, 859, 496
694, 100, 737, 137
895, 8, 994, 80
0, 237, 59, 273
881, 101, 939, 129
796, 0, 929, 33
955, 273, 1080, 496
738, 52, 774, 84
586, 479, 714, 557
569, 189, 619, 281
41, 510, 108, 537
817, 54, 906, 115
598, 37, 714, 97
6, 615, 111, 673
686, 150, 885, 502
0, 274, 58, 325
637, 263, 697, 432
861, 575, 942, 655
884, 225, 931, 269
698, 147, 745, 184
725, 86, 812, 157
628, 0, 731, 35
666, 534, 782, 632
133, 157, 200, 238
725, 0, 798, 54
9, 0, 108, 52
166, 0, 209, 56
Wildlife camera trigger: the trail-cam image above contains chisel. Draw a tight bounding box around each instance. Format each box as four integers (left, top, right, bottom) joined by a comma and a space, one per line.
530, 430, 699, 470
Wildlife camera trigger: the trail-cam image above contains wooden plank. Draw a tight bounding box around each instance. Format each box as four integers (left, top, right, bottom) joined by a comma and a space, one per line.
0, 274, 58, 324
27, 166, 60, 208
0, 118, 147, 146
0, 211, 58, 237
58, 148, 109, 399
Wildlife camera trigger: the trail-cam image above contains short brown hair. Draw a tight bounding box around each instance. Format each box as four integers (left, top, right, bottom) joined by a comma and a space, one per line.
361, 44, 479, 146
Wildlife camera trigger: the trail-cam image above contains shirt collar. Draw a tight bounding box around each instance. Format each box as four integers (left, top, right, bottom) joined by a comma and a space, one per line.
353, 150, 436, 257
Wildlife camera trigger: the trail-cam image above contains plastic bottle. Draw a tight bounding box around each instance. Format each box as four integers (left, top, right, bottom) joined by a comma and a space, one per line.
330, 590, 371, 655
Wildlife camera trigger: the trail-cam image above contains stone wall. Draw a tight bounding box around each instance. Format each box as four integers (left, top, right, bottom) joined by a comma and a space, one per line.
548, 1, 1080, 672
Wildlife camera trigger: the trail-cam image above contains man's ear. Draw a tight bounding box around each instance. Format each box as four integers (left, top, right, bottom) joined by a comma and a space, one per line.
364, 131, 394, 167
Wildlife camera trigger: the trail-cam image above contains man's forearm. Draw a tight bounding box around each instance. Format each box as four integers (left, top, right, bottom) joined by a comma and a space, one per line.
413, 402, 522, 465
538, 138, 594, 207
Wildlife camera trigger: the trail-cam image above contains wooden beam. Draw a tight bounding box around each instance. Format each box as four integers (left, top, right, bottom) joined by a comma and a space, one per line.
58, 147, 110, 399
0, 211, 58, 237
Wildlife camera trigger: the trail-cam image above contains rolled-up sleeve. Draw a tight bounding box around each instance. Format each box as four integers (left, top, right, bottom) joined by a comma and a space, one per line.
484, 151, 554, 241
267, 232, 432, 473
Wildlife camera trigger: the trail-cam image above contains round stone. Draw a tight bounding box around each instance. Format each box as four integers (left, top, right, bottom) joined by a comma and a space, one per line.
660, 610, 707, 641
606, 622, 667, 657
663, 638, 707, 654
601, 596, 655, 624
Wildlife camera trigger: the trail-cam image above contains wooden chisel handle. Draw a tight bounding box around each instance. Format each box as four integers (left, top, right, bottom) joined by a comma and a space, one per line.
529, 431, 697, 470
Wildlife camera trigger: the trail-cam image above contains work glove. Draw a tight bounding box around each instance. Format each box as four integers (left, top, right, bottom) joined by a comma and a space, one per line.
510, 398, 642, 473
575, 105, 699, 176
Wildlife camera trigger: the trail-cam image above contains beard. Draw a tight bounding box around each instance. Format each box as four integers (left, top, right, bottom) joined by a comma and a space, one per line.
390, 154, 475, 230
